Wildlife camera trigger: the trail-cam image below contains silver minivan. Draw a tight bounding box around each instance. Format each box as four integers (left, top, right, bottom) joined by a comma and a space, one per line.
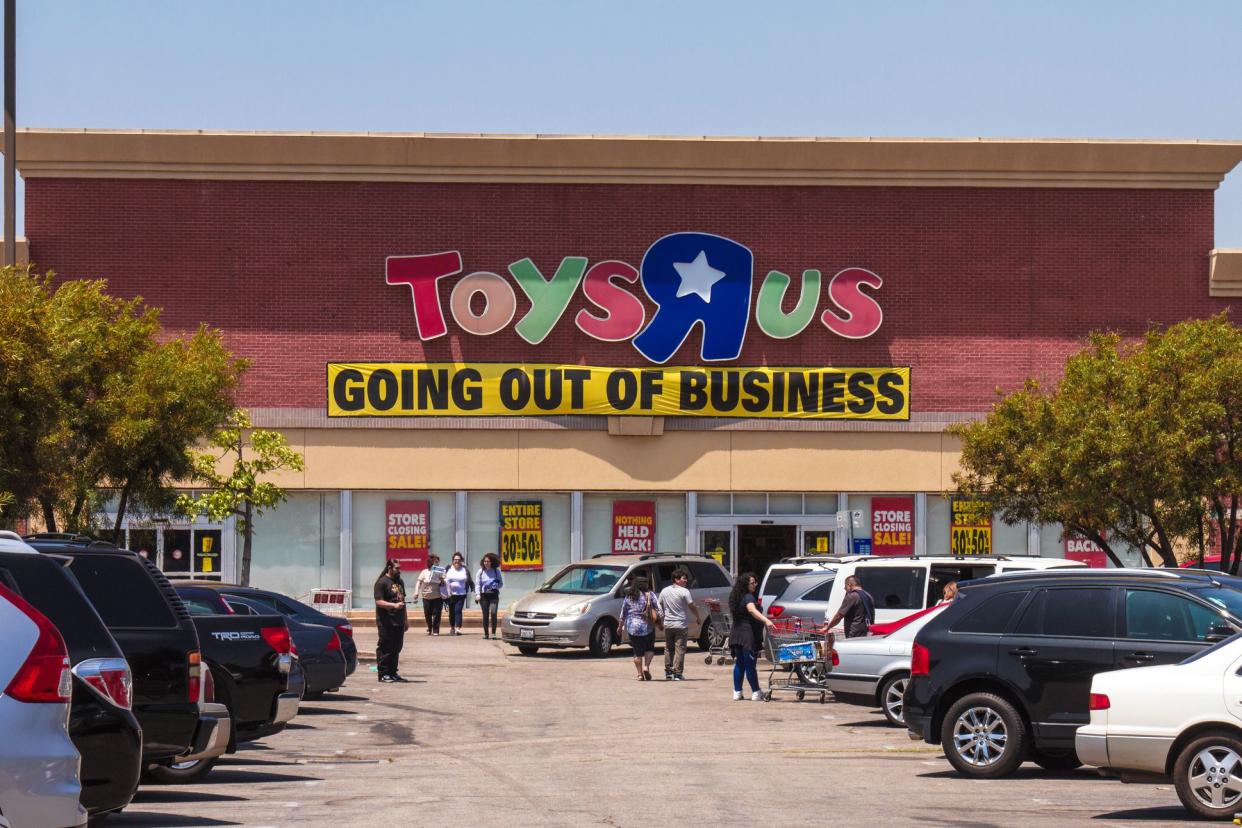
501, 554, 733, 657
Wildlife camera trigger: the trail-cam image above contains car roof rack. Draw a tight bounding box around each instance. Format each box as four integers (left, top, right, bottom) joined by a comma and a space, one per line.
986, 567, 1186, 581
0, 529, 25, 542
23, 533, 118, 549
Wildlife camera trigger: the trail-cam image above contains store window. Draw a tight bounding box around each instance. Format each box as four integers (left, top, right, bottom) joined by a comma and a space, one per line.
584, 494, 686, 557
467, 492, 571, 597
992, 514, 1028, 556
248, 492, 342, 601
926, 495, 951, 556
353, 491, 456, 608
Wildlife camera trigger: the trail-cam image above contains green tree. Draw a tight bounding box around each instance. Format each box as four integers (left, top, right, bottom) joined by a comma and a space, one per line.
951, 314, 1242, 571
0, 266, 244, 533
176, 411, 305, 586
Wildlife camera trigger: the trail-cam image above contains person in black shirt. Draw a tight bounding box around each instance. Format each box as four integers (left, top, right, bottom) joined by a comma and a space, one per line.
827, 575, 875, 638
374, 559, 409, 682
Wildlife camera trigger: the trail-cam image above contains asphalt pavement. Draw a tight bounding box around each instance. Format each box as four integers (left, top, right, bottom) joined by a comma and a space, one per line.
109, 632, 1201, 827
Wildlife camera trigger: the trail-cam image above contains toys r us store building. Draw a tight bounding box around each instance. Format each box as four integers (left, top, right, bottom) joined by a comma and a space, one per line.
16, 129, 1242, 606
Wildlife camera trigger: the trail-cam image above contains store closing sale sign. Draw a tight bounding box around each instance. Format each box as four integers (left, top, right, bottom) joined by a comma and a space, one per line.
500, 500, 543, 570
612, 501, 655, 554
950, 498, 993, 556
871, 497, 913, 555
386, 500, 430, 571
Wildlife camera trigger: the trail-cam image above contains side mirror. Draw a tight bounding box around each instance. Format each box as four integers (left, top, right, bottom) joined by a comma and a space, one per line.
1206, 623, 1235, 643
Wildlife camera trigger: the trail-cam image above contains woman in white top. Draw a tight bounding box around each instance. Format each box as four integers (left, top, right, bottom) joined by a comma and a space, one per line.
443, 552, 472, 635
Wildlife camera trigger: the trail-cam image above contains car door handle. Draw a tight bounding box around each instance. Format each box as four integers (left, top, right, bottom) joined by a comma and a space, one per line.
1123, 652, 1155, 662
1008, 647, 1038, 657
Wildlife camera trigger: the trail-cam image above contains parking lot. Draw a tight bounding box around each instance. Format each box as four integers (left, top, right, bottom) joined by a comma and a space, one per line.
98, 633, 1201, 827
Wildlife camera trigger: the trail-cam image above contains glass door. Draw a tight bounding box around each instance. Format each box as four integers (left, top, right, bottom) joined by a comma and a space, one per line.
803, 529, 835, 556
699, 528, 733, 574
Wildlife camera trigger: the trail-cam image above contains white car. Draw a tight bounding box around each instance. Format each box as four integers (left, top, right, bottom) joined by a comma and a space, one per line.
0, 580, 87, 828
823, 604, 948, 726
1077, 631, 1242, 820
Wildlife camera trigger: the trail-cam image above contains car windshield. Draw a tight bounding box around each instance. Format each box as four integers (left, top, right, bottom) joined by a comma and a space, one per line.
1188, 585, 1242, 621
539, 565, 625, 595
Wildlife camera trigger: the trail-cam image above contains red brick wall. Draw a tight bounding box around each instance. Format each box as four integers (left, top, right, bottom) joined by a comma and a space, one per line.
23, 179, 1231, 412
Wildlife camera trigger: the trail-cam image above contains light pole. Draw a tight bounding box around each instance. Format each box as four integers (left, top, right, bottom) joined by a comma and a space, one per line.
3, 0, 13, 267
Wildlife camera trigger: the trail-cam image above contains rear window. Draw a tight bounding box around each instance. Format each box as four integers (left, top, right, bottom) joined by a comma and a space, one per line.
176, 587, 230, 616
857, 566, 926, 611
950, 590, 1026, 634
688, 562, 730, 589
763, 567, 810, 597
0, 556, 119, 659
67, 555, 177, 628
1014, 587, 1113, 638
799, 578, 835, 602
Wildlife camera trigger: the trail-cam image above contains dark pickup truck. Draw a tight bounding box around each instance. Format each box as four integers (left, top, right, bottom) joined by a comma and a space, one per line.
174, 586, 302, 777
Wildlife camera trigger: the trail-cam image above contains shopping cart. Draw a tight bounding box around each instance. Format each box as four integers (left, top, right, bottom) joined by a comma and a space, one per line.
308, 588, 352, 616
761, 619, 836, 702
702, 599, 733, 665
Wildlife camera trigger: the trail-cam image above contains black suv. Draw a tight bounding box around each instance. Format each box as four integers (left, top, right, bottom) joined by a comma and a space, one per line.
904, 570, 1242, 779
0, 543, 142, 819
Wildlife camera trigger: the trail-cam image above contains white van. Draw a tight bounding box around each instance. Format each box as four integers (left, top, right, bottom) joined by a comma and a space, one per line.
757, 555, 879, 606
811, 556, 1086, 627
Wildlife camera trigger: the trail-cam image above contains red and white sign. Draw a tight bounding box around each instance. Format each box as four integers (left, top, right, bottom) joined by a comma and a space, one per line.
871, 496, 914, 555
1065, 533, 1108, 568
612, 500, 656, 554
386, 499, 430, 571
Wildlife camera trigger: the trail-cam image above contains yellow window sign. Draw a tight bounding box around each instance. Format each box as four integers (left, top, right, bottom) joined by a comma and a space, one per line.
327, 363, 910, 420
950, 498, 993, 556
500, 500, 543, 571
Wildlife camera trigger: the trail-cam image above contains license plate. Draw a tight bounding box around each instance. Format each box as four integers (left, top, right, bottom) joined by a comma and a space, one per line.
519, 628, 534, 640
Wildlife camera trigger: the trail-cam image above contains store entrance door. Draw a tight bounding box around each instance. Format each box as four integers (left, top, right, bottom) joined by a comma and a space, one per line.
737, 524, 797, 581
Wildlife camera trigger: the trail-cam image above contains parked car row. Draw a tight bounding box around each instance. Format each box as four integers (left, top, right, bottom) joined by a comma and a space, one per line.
889, 567, 1242, 820
0, 531, 355, 825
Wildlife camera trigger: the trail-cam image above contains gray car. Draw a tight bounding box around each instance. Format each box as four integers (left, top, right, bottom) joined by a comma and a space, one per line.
0, 578, 88, 828
501, 554, 733, 657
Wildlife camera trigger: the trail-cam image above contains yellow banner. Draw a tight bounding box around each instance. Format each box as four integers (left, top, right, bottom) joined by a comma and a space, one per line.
327, 363, 910, 420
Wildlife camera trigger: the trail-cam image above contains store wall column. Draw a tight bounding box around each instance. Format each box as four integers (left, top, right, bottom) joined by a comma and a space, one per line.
835, 493, 850, 554
1027, 523, 1041, 557
455, 491, 468, 558
914, 493, 928, 557
571, 491, 583, 562
685, 492, 697, 557
340, 490, 353, 608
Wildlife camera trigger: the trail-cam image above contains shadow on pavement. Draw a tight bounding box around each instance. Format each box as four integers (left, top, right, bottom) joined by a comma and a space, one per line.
283, 722, 315, 730
313, 692, 368, 702
840, 718, 898, 728
919, 767, 1098, 781
217, 756, 297, 768
108, 813, 242, 826
1093, 805, 1189, 821
131, 789, 246, 805
198, 769, 322, 785
294, 705, 352, 716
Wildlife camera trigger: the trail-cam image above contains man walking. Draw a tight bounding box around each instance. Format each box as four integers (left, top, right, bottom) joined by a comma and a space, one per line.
374, 559, 410, 682
826, 575, 874, 638
658, 567, 701, 681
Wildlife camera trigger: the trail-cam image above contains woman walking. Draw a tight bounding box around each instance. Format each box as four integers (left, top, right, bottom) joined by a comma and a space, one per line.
415, 554, 446, 635
443, 552, 472, 635
475, 553, 504, 640
620, 575, 660, 681
727, 571, 775, 701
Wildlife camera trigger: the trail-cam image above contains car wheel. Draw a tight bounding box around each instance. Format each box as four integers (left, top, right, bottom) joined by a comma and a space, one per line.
794, 660, 829, 687
1173, 731, 1242, 819
142, 756, 219, 784
588, 621, 615, 658
940, 692, 1027, 779
1029, 748, 1082, 772
516, 644, 540, 656
879, 673, 910, 728
698, 620, 714, 651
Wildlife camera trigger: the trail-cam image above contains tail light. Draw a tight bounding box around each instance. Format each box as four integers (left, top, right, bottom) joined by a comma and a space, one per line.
73, 658, 133, 710
830, 649, 840, 667
911, 642, 930, 677
1, 585, 72, 703
187, 650, 203, 704
337, 623, 353, 638
261, 625, 293, 655
203, 665, 216, 703
326, 632, 342, 653
768, 605, 785, 618
1089, 693, 1110, 710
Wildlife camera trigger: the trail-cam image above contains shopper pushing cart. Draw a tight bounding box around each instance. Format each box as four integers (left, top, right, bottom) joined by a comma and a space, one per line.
726, 572, 775, 701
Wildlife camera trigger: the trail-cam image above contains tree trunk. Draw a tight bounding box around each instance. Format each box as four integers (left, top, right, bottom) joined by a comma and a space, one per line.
240, 499, 253, 586
40, 498, 57, 533
112, 481, 132, 544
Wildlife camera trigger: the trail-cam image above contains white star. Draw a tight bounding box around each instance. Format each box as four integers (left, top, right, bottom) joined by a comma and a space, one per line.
672, 250, 726, 302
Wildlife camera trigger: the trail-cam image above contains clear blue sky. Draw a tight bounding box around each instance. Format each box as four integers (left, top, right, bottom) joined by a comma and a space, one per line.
9, 1, 1242, 243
